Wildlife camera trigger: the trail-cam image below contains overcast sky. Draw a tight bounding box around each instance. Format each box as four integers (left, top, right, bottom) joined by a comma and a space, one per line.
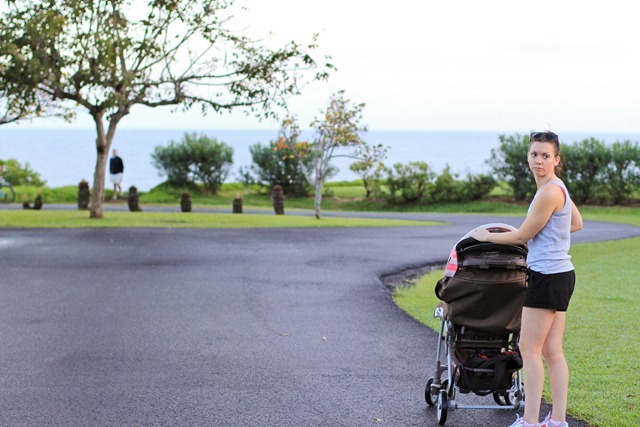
10, 0, 640, 133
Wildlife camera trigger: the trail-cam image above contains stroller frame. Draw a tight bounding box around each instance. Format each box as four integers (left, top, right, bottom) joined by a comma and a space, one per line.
426, 310, 525, 424
424, 223, 527, 425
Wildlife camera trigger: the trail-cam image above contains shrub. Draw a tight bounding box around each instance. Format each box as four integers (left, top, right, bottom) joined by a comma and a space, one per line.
249, 141, 313, 197
489, 134, 640, 206
151, 132, 233, 194
430, 166, 463, 203
349, 160, 379, 198
384, 161, 434, 204
604, 140, 640, 204
151, 142, 191, 187
488, 134, 535, 201
0, 158, 45, 186
460, 173, 497, 201
562, 138, 610, 204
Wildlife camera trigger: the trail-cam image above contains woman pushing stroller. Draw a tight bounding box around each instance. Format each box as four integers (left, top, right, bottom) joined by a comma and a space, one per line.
471, 131, 583, 427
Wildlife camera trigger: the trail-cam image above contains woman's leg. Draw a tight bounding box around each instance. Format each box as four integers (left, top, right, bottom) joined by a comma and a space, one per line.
542, 312, 568, 422
520, 307, 556, 424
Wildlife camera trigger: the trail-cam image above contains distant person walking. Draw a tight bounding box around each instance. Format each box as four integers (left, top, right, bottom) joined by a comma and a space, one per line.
109, 149, 124, 200
471, 131, 583, 427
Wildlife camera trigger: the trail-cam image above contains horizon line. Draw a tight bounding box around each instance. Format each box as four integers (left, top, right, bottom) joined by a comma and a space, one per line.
4, 127, 640, 135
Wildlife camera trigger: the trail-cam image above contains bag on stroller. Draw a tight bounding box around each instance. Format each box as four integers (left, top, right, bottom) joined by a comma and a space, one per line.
425, 223, 527, 425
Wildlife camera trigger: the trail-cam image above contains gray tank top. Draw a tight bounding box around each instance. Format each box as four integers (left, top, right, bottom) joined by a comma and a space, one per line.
526, 179, 574, 274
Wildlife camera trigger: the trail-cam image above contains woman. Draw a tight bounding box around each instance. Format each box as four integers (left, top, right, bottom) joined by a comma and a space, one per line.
471, 131, 583, 427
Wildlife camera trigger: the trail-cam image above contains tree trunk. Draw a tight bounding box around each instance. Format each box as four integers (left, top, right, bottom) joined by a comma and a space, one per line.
89, 113, 119, 219
314, 178, 323, 219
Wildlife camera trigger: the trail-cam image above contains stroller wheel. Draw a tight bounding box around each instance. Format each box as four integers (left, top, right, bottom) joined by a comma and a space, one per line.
492, 392, 507, 406
496, 380, 525, 407
513, 381, 525, 407
505, 390, 516, 406
425, 377, 437, 406
441, 379, 450, 397
436, 389, 448, 425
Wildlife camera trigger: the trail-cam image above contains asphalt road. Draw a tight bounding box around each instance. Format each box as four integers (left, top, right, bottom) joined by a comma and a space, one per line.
1, 210, 638, 426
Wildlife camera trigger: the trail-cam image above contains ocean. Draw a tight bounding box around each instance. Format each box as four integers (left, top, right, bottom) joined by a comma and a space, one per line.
1, 128, 639, 191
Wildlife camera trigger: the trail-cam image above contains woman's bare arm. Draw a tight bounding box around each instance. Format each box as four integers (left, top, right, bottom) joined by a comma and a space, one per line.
570, 200, 583, 233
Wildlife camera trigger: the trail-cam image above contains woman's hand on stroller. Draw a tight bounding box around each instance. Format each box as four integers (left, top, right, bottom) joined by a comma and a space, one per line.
471, 228, 490, 242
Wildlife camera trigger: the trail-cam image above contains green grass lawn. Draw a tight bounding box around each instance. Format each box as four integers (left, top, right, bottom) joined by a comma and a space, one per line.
0, 209, 440, 229
394, 226, 640, 427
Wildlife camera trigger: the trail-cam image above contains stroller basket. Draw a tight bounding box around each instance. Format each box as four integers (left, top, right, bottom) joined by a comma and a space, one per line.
454, 344, 523, 396
452, 327, 522, 396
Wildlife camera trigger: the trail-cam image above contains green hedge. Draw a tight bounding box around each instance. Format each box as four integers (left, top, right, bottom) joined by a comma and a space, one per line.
490, 134, 640, 205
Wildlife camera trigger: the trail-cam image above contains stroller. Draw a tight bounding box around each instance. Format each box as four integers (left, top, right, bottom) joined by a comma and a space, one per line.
424, 223, 528, 425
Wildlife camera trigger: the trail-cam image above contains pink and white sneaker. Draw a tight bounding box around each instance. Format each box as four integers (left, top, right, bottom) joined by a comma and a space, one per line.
540, 412, 569, 427
508, 415, 540, 427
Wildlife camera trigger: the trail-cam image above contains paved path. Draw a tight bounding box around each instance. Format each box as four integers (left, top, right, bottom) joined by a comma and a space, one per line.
1, 207, 638, 426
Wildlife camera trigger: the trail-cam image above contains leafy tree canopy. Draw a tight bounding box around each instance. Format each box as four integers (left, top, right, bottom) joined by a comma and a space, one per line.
0, 0, 333, 217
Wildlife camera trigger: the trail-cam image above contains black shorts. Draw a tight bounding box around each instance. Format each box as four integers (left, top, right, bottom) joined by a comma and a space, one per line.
524, 268, 575, 312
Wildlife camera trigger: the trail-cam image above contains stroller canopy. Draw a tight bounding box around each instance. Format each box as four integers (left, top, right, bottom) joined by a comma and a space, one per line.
435, 223, 528, 334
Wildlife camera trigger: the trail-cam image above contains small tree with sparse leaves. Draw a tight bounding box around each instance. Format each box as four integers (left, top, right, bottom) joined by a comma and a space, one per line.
278, 91, 386, 218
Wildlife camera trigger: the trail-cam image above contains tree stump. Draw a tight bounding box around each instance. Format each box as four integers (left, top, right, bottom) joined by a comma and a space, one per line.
233, 193, 243, 214
78, 180, 90, 210
128, 186, 143, 212
180, 191, 192, 212
23, 192, 43, 210
32, 193, 43, 210
272, 185, 284, 215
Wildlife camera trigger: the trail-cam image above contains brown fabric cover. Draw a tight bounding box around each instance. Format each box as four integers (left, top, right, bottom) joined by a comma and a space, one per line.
436, 268, 526, 334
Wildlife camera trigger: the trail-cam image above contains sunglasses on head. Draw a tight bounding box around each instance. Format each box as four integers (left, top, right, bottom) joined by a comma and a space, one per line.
530, 131, 558, 142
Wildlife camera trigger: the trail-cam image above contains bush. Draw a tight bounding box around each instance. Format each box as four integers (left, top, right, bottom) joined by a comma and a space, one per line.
377, 163, 496, 205
489, 134, 640, 205
383, 161, 434, 204
460, 172, 497, 201
604, 140, 640, 204
350, 160, 382, 198
430, 166, 463, 203
249, 141, 313, 197
0, 158, 45, 186
151, 132, 233, 194
562, 138, 610, 204
488, 134, 535, 201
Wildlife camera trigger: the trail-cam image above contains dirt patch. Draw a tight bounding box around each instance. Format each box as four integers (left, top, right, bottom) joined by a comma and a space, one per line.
379, 262, 443, 292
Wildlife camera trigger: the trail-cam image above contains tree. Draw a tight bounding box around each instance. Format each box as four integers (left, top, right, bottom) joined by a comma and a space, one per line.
0, 0, 333, 218
278, 90, 386, 218
0, 69, 72, 125
0, 96, 31, 125
0, 47, 44, 125
0, 158, 46, 186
